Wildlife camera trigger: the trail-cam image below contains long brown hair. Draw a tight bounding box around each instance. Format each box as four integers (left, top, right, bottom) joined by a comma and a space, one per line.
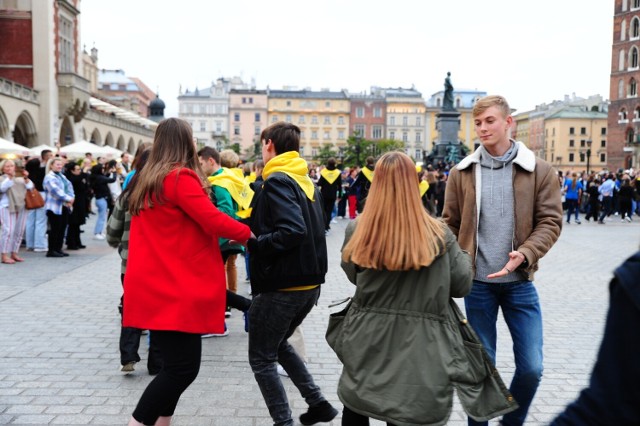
342, 151, 446, 270
127, 118, 205, 215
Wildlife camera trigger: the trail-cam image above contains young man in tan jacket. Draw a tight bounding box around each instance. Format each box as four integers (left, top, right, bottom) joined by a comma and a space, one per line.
443, 95, 562, 426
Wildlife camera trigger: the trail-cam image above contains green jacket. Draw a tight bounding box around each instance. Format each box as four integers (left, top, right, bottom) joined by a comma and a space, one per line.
210, 168, 244, 255
337, 220, 475, 426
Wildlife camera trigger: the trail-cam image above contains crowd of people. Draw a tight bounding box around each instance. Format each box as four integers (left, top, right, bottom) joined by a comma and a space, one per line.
2, 94, 639, 426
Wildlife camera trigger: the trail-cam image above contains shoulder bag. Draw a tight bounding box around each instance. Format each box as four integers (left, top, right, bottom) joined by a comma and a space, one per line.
25, 189, 45, 210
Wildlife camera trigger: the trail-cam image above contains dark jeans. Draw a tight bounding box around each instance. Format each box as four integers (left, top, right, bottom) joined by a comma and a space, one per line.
65, 222, 82, 248
323, 197, 336, 230
565, 199, 580, 222
342, 406, 398, 426
465, 281, 543, 426
337, 196, 347, 218
46, 208, 68, 253
585, 199, 599, 221
132, 331, 201, 425
248, 287, 325, 426
119, 274, 162, 373
599, 196, 613, 222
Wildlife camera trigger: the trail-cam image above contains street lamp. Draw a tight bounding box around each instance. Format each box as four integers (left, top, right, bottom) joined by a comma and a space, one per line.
355, 133, 362, 167
586, 139, 592, 175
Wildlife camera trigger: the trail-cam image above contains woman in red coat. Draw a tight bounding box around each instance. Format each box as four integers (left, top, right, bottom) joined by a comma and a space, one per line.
124, 118, 251, 426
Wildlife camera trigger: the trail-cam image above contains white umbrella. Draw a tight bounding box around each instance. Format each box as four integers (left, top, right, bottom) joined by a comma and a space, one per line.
59, 140, 110, 158
101, 145, 123, 157
29, 144, 54, 157
0, 137, 30, 155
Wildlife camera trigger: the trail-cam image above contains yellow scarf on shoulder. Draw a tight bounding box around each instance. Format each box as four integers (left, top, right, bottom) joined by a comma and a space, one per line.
245, 172, 256, 184
262, 151, 315, 201
320, 168, 340, 185
362, 167, 374, 183
207, 168, 255, 217
419, 180, 429, 197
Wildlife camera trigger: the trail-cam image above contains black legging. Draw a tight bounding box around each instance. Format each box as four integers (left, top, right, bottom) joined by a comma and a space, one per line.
342, 406, 398, 426
46, 208, 68, 253
131, 331, 201, 425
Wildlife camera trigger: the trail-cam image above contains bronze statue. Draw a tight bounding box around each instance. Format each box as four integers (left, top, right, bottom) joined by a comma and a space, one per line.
443, 72, 455, 111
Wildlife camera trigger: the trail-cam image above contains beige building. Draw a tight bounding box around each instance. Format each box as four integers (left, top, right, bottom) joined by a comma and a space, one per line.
267, 89, 350, 159
376, 87, 425, 160
544, 108, 608, 173
228, 89, 268, 158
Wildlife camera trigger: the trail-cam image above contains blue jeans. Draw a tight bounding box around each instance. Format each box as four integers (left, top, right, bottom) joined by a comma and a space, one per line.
465, 281, 543, 426
94, 197, 108, 235
565, 199, 580, 222
25, 204, 48, 249
248, 287, 325, 426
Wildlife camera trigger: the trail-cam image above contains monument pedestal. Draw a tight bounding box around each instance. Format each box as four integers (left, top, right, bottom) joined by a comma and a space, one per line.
430, 110, 464, 164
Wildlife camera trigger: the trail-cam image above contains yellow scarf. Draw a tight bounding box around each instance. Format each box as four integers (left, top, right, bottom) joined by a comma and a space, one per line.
419, 180, 429, 197
207, 168, 254, 218
263, 151, 315, 201
245, 172, 256, 184
362, 167, 374, 183
320, 168, 340, 185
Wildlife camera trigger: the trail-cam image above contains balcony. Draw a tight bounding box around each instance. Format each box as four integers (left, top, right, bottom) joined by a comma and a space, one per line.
0, 77, 39, 104
57, 72, 90, 122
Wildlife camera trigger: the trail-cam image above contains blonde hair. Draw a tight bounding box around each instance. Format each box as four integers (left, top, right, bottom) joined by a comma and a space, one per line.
45, 157, 63, 174
342, 151, 446, 270
473, 95, 510, 118
219, 149, 239, 168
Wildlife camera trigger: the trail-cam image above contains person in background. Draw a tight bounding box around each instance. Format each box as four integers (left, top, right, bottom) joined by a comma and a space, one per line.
336, 167, 350, 219
0, 159, 34, 264
351, 156, 375, 213
584, 177, 601, 222
106, 148, 162, 375
316, 157, 342, 233
43, 157, 75, 258
618, 176, 634, 222
24, 149, 52, 252
89, 163, 117, 239
337, 151, 473, 426
598, 174, 616, 224
564, 172, 583, 224
443, 95, 562, 426
63, 162, 88, 250
123, 142, 153, 190
123, 118, 251, 426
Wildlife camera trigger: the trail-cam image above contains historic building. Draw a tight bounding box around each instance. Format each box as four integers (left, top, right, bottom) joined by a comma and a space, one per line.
267, 89, 350, 159
177, 76, 250, 149
347, 91, 386, 142
609, 0, 640, 169
228, 89, 268, 157
377, 87, 425, 161
97, 69, 156, 118
0, 0, 155, 153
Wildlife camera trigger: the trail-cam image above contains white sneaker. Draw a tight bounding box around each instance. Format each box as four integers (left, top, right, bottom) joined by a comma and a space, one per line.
278, 362, 307, 377
331, 219, 337, 224
33, 248, 48, 252
94, 234, 105, 240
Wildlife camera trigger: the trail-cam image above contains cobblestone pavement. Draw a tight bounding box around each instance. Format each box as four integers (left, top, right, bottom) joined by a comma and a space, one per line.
0, 213, 639, 425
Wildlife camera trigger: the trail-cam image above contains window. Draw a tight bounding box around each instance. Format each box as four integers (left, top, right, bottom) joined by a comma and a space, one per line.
416, 132, 421, 142
569, 127, 575, 134
600, 153, 606, 162
249, 97, 253, 104
634, 0, 640, 10
569, 140, 575, 147
325, 101, 330, 107
619, 79, 625, 98
255, 113, 261, 122
324, 116, 331, 125
356, 107, 364, 118
631, 47, 639, 68
631, 78, 638, 97
242, 97, 246, 104
620, 108, 628, 121
216, 122, 222, 132
338, 130, 344, 139
416, 117, 421, 126
286, 101, 291, 107
552, 128, 556, 136
323, 131, 330, 140
403, 116, 408, 126
234, 126, 240, 135
354, 124, 365, 136
580, 152, 585, 162
338, 116, 344, 125
272, 115, 278, 123
311, 115, 318, 124
580, 127, 586, 135
415, 149, 422, 159
372, 126, 382, 139
569, 153, 575, 162
58, 16, 74, 72
300, 146, 305, 156
601, 140, 606, 147
390, 131, 395, 140
300, 131, 305, 139
402, 132, 408, 142
299, 115, 305, 124
620, 49, 626, 71
601, 127, 607, 135
255, 126, 261, 136
390, 116, 396, 126
311, 131, 318, 140
622, 19, 628, 41
200, 121, 206, 132
633, 18, 640, 39
285, 114, 292, 123
234, 113, 240, 122
373, 107, 382, 118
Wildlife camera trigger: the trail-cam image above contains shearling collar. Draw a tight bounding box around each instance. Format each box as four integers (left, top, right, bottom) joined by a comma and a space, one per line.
456, 140, 536, 172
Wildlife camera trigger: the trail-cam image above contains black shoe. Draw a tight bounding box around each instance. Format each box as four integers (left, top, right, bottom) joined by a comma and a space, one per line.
46, 251, 64, 258
56, 250, 70, 257
66, 246, 80, 250
299, 401, 338, 425
78, 244, 87, 249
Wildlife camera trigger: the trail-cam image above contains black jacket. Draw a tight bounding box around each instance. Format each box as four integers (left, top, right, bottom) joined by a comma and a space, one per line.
317, 169, 342, 201
247, 172, 327, 293
90, 172, 116, 200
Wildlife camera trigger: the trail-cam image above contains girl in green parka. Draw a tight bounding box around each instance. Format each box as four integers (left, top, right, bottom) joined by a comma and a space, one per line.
338, 151, 474, 426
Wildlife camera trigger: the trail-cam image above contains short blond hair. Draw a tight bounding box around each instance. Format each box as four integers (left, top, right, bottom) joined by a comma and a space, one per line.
473, 95, 510, 118
219, 149, 239, 168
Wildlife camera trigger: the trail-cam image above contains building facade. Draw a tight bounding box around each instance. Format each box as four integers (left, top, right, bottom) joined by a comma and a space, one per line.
267, 89, 350, 159
347, 92, 386, 142
0, 0, 154, 153
228, 89, 268, 157
609, 0, 640, 169
378, 87, 426, 161
97, 69, 155, 118
178, 76, 250, 149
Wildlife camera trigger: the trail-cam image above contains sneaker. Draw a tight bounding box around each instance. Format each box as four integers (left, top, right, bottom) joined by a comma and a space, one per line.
575, 220, 581, 224
331, 219, 338, 224
33, 248, 48, 253
120, 361, 136, 374
299, 401, 338, 425
626, 216, 632, 222
202, 324, 229, 338
225, 308, 232, 318
94, 234, 105, 240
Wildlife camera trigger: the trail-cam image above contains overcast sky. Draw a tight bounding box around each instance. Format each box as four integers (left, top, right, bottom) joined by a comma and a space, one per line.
80, 0, 614, 118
